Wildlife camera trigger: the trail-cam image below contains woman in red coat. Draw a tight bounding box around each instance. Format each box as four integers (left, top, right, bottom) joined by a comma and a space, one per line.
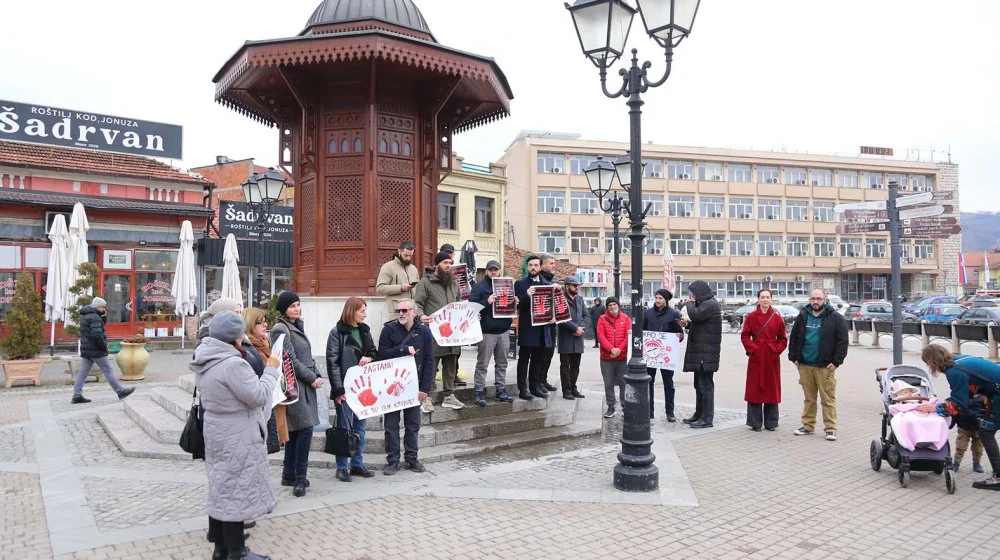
741, 289, 788, 431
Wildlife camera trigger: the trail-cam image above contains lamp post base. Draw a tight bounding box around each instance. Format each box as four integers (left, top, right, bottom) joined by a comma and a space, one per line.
613, 463, 659, 492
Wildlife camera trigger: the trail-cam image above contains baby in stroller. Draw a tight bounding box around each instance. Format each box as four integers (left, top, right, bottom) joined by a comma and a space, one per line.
888, 380, 950, 452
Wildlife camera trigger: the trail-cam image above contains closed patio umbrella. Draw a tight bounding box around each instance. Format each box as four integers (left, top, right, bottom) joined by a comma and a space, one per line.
661, 242, 676, 294
65, 202, 91, 328
221, 233, 243, 305
460, 239, 478, 280
170, 221, 198, 349
44, 214, 70, 354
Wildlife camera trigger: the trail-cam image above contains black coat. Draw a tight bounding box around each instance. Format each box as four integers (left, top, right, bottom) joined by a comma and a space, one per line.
682, 281, 722, 373
376, 320, 436, 394
79, 306, 109, 359
325, 321, 377, 399
515, 272, 555, 348
469, 278, 512, 335
787, 305, 849, 368
589, 304, 606, 329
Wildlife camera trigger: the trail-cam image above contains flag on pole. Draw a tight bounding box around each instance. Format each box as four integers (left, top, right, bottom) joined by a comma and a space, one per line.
958, 252, 968, 285
662, 243, 676, 294
985, 251, 991, 289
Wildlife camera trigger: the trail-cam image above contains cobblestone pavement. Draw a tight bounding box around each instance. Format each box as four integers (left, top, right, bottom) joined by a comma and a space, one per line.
3, 336, 1000, 560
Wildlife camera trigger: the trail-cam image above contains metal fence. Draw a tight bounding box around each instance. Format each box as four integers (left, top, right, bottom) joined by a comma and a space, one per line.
851, 319, 1000, 361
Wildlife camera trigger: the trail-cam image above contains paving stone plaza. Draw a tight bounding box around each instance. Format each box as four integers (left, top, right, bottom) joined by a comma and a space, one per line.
2, 334, 998, 559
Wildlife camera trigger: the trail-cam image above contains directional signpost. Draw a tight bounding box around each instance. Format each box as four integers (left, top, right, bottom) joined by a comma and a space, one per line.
835, 222, 890, 234
902, 217, 958, 227
932, 191, 955, 201
899, 205, 947, 220
902, 224, 962, 238
841, 209, 889, 221
895, 191, 934, 208
833, 200, 886, 213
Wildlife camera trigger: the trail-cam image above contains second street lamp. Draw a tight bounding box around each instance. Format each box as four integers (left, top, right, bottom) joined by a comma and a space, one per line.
241, 167, 287, 309
585, 156, 625, 300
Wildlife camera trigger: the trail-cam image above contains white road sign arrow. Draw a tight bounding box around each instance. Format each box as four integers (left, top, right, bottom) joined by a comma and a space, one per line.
895, 191, 934, 208
898, 205, 945, 220
833, 200, 887, 213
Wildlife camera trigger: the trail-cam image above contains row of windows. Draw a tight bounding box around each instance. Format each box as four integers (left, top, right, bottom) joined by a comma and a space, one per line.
622, 279, 813, 303
536, 153, 933, 190
537, 231, 935, 259
437, 192, 495, 234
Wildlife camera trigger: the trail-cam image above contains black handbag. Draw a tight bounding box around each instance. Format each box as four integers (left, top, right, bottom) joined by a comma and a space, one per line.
325, 402, 360, 457
179, 387, 205, 460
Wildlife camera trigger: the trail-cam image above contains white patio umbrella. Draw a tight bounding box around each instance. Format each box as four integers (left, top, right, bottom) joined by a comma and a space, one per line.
65, 202, 91, 328
661, 242, 676, 295
44, 214, 70, 354
170, 221, 198, 349
221, 233, 243, 305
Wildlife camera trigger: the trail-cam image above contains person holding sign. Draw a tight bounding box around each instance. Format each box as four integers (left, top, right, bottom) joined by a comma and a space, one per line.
597, 297, 632, 418
740, 289, 788, 432
325, 297, 378, 483
469, 260, 517, 407
557, 275, 589, 400
515, 254, 556, 400
642, 289, 684, 421
414, 252, 465, 409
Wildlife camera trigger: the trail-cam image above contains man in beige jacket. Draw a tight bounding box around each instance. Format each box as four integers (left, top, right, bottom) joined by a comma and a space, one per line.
376, 241, 420, 311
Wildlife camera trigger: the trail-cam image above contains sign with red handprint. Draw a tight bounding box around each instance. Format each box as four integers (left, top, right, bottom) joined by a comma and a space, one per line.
553, 288, 571, 324
452, 263, 472, 300
530, 285, 556, 326
642, 332, 682, 370
343, 355, 419, 419
430, 301, 484, 347
491, 277, 516, 318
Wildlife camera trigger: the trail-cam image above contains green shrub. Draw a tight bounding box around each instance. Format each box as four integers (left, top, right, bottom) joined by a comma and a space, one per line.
64, 262, 100, 337
0, 273, 43, 360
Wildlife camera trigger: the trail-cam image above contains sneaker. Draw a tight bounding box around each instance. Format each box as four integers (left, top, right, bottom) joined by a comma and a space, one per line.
971, 477, 1000, 490
117, 387, 135, 400
441, 395, 465, 410
473, 390, 486, 407
292, 483, 306, 497
71, 395, 92, 404
455, 379, 468, 387
384, 462, 399, 476
973, 462, 985, 473
495, 388, 515, 403
793, 427, 813, 436
825, 431, 837, 441
404, 459, 426, 473
420, 396, 435, 413
603, 405, 615, 419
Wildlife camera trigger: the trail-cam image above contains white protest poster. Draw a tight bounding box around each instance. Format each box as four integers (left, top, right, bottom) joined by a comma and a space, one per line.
269, 334, 289, 409
642, 331, 682, 370
343, 355, 420, 420
429, 301, 484, 346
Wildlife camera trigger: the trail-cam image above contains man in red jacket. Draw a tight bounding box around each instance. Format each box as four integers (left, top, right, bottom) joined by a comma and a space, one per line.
597, 297, 632, 419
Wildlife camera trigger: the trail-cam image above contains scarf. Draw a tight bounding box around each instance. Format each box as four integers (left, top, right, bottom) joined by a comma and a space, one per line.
248, 332, 271, 359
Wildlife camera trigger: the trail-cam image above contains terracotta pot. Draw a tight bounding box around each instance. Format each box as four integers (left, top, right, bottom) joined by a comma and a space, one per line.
115, 343, 149, 381
2, 358, 50, 389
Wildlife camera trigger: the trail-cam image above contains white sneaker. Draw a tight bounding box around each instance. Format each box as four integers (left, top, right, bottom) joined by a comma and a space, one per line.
441, 395, 465, 410
825, 431, 837, 441
421, 396, 435, 413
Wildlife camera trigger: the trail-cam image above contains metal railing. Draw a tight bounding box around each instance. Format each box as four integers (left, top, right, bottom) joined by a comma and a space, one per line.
850, 319, 1000, 361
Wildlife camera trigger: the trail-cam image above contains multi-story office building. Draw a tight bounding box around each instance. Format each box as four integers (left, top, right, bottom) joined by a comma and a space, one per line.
499, 132, 961, 304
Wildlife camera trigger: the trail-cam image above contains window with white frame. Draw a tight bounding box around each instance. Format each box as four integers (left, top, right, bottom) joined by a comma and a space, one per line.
438, 192, 458, 230
667, 195, 695, 217
667, 160, 694, 180
836, 170, 859, 188
757, 165, 780, 184
642, 194, 664, 216
786, 199, 810, 221
866, 238, 888, 258
730, 235, 755, 256
911, 175, 933, 192
604, 233, 629, 254
645, 233, 665, 255
622, 279, 660, 306
758, 235, 783, 256
708, 281, 728, 300
840, 237, 862, 257
570, 230, 601, 254
700, 234, 726, 256
698, 161, 724, 181
570, 191, 599, 214
914, 240, 935, 259
700, 196, 725, 218
537, 190, 565, 213
538, 230, 566, 253
787, 236, 809, 257
475, 196, 494, 233
784, 167, 807, 185
569, 154, 598, 175
864, 171, 884, 189
901, 242, 912, 261
814, 237, 836, 257
758, 198, 782, 220
886, 173, 907, 189
813, 201, 835, 222
811, 168, 833, 187
730, 197, 754, 219
642, 159, 664, 178
729, 163, 752, 183
913, 273, 935, 293
670, 233, 695, 256
537, 152, 565, 173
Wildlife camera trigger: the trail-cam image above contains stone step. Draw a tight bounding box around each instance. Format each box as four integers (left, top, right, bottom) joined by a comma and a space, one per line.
150, 386, 196, 422
122, 394, 186, 444
98, 409, 195, 461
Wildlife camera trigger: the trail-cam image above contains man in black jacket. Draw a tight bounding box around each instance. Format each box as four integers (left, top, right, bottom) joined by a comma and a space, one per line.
514, 254, 555, 400
72, 297, 134, 403
376, 298, 435, 475
679, 281, 722, 428
469, 260, 517, 407
643, 289, 684, 421
589, 298, 605, 348
787, 288, 849, 441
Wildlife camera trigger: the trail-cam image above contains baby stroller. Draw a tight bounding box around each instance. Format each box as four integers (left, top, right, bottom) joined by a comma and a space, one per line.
870, 365, 957, 494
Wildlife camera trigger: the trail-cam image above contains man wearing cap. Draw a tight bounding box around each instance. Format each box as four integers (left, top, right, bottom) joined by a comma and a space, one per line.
557, 275, 588, 400
72, 297, 135, 403
469, 260, 517, 407
376, 240, 420, 313
414, 252, 465, 409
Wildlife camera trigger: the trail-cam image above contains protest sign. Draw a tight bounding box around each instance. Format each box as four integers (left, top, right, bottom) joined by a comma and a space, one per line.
492, 277, 516, 318
343, 355, 419, 420
553, 287, 571, 324
642, 332, 682, 370
430, 301, 484, 346
531, 285, 556, 326
270, 334, 298, 408
452, 264, 471, 300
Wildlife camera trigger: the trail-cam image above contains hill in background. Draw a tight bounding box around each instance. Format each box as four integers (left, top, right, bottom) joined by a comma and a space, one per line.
962, 212, 1000, 252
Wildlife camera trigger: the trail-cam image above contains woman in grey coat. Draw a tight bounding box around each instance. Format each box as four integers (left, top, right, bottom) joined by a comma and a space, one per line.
270, 291, 323, 497
189, 311, 278, 560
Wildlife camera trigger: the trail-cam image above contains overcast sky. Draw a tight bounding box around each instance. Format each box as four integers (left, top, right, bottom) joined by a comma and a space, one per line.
3, 0, 997, 209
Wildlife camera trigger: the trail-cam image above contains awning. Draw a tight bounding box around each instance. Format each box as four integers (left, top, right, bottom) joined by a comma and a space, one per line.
0, 188, 214, 217
197, 237, 293, 268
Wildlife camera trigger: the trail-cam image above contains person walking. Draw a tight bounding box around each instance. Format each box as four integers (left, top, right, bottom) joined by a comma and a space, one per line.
642, 289, 684, 421
741, 289, 788, 432
597, 297, 631, 418
71, 297, 134, 404
557, 275, 588, 400
679, 281, 722, 429
917, 346, 1000, 490
377, 298, 435, 475
376, 241, 420, 313
242, 308, 285, 453
787, 288, 849, 441
189, 311, 278, 560
589, 297, 605, 349
414, 252, 463, 409
270, 291, 322, 497
469, 260, 517, 407
325, 297, 377, 483
514, 254, 555, 400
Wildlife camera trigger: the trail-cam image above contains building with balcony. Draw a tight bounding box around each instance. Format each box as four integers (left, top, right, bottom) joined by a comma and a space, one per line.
436, 157, 506, 277
499, 132, 961, 304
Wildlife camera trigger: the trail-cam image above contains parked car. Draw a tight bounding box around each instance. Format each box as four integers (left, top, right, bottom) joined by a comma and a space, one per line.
775, 305, 799, 334
846, 301, 894, 322
827, 295, 849, 315
972, 298, 1000, 308
909, 304, 967, 324
905, 295, 959, 314
956, 307, 1000, 326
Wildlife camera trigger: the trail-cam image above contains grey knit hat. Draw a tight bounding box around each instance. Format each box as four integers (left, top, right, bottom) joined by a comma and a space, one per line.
209, 311, 246, 344
91, 297, 107, 307
207, 297, 241, 315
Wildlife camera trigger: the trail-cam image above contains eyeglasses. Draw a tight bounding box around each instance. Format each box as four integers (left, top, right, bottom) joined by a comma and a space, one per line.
395, 308, 413, 314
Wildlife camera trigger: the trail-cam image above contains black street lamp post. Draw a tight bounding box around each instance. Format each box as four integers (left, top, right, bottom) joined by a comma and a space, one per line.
585, 156, 627, 300
569, 0, 700, 492
241, 167, 287, 309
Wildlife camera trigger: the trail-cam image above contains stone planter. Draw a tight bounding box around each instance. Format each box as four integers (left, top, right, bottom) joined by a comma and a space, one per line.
2, 357, 50, 388
115, 343, 149, 381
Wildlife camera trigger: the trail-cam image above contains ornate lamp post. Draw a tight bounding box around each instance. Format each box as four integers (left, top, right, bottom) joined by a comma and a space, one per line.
241, 167, 287, 308
568, 0, 700, 492
585, 156, 625, 300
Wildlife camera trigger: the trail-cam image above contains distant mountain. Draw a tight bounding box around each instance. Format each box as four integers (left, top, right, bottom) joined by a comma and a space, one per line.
962, 212, 1000, 252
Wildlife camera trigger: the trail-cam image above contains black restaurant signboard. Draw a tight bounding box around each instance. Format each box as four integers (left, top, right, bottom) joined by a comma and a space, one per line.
218, 201, 294, 242
0, 99, 182, 159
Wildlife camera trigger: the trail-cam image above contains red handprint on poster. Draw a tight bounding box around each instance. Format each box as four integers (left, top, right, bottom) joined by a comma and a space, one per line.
642, 332, 681, 370
385, 368, 412, 397
350, 374, 380, 407
435, 310, 454, 338
343, 356, 420, 419
491, 277, 517, 318
430, 302, 485, 346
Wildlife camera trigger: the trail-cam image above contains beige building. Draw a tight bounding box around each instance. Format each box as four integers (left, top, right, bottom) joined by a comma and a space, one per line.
499, 132, 961, 304
436, 158, 506, 276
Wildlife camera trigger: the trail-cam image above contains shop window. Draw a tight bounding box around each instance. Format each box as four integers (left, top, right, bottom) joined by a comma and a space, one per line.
0, 246, 21, 269
25, 247, 50, 269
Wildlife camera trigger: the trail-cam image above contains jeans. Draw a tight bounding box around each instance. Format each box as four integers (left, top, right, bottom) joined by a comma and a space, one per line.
746, 403, 779, 430
560, 353, 582, 396
73, 355, 124, 397
600, 360, 627, 408
516, 346, 554, 392
797, 364, 837, 432
282, 427, 312, 484
647, 368, 675, 416
435, 355, 459, 395
334, 405, 366, 470
692, 369, 715, 423
474, 333, 508, 392
384, 404, 422, 464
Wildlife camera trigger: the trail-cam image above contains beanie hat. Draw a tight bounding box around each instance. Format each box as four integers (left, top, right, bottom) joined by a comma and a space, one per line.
207, 297, 241, 315
890, 379, 919, 398
91, 297, 107, 307
276, 291, 300, 315
440, 243, 455, 254
655, 289, 673, 302
605, 296, 620, 307
209, 311, 246, 344
434, 252, 452, 265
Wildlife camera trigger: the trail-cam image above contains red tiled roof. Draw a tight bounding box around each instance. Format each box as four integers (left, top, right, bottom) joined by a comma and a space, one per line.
0, 188, 214, 217
0, 140, 209, 185
503, 245, 579, 280
964, 250, 1000, 270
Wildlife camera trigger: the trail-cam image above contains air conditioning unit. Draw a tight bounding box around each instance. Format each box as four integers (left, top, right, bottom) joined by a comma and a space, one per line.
874, 183, 884, 189
713, 175, 722, 181
712, 212, 723, 218
799, 180, 807, 185
796, 275, 806, 282
827, 251, 835, 257
684, 249, 692, 255
551, 207, 562, 213
802, 215, 811, 221
814, 216, 822, 221
683, 211, 693, 217
917, 186, 929, 192
736, 275, 745, 281
715, 250, 724, 256
589, 247, 599, 254
652, 171, 662, 178
652, 210, 662, 216
621, 247, 630, 254
770, 178, 779, 184
743, 213, 752, 219
770, 251, 781, 256
554, 247, 563, 253
587, 208, 597, 214
879, 252, 886, 257
744, 250, 752, 256
764, 275, 774, 282
675, 274, 684, 282
655, 248, 664, 255
906, 257, 916, 264
768, 215, 777, 220
681, 173, 691, 179
552, 167, 562, 173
